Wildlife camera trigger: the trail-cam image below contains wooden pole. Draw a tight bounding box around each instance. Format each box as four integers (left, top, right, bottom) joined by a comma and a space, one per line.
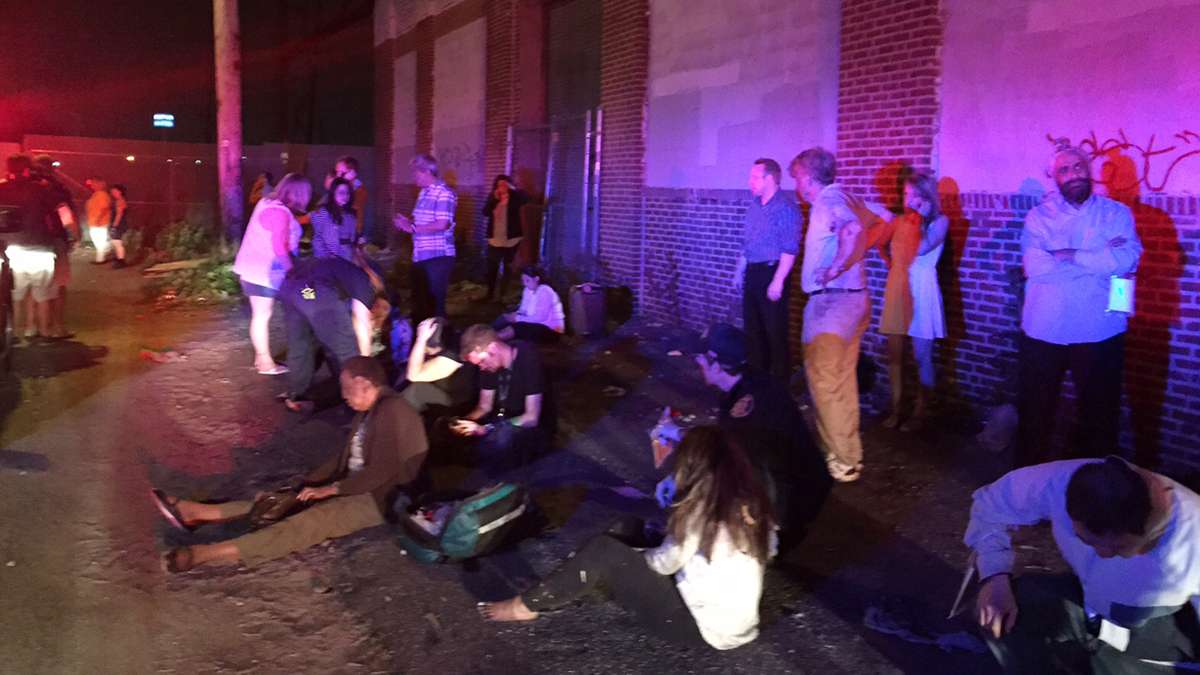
214, 0, 244, 242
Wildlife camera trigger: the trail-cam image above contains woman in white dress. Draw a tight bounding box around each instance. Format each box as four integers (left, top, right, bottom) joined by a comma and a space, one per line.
875, 171, 947, 431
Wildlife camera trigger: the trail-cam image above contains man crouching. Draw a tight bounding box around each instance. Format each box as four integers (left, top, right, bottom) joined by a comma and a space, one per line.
152, 357, 427, 573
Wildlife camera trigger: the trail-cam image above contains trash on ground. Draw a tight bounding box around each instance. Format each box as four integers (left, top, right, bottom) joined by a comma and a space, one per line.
609, 485, 649, 500
601, 385, 627, 397
666, 350, 683, 356
139, 348, 184, 363
862, 605, 987, 654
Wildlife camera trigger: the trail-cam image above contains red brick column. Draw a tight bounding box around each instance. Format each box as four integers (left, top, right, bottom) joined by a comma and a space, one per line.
598, 0, 649, 292
837, 0, 942, 206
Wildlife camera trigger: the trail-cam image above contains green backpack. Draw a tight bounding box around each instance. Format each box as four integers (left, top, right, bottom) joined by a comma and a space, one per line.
396, 483, 528, 564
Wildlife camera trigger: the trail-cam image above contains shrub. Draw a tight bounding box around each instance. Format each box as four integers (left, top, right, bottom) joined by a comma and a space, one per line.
156, 220, 216, 262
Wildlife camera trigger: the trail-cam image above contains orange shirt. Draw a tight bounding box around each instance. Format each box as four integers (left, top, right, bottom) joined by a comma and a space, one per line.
85, 191, 113, 227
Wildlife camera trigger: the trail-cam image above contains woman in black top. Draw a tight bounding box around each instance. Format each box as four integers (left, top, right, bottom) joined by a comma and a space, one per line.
481, 175, 528, 302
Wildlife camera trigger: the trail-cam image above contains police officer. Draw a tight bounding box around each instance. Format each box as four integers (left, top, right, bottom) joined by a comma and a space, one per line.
278, 255, 377, 410
695, 323, 832, 551
0, 154, 60, 342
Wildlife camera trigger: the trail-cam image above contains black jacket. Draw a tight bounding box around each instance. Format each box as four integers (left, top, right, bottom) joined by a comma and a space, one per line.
482, 190, 528, 242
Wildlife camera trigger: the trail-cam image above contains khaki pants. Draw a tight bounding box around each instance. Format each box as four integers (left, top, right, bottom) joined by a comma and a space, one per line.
215, 493, 384, 566
802, 292, 870, 467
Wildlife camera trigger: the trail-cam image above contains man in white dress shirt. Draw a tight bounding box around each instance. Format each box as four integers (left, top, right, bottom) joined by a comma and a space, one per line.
1016, 142, 1143, 467
966, 457, 1200, 672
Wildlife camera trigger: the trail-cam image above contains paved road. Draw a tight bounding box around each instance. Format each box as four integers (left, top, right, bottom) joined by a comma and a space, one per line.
0, 252, 1026, 674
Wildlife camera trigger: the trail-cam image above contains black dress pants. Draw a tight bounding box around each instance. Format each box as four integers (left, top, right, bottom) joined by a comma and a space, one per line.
743, 261, 791, 381
485, 244, 519, 299
1016, 333, 1124, 467
987, 574, 1199, 674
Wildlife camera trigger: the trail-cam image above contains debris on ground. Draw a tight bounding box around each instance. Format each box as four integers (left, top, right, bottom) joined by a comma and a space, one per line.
139, 348, 184, 364
666, 350, 683, 356
609, 485, 649, 500
601, 385, 627, 398
862, 604, 987, 654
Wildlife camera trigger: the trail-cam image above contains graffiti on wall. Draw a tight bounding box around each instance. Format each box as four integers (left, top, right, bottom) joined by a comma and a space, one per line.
1048, 129, 1200, 193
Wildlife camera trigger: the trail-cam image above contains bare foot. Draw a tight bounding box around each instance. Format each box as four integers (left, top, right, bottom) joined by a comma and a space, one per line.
477, 597, 539, 622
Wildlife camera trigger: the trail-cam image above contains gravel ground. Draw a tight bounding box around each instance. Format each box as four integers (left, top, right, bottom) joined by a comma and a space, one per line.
0, 251, 1070, 674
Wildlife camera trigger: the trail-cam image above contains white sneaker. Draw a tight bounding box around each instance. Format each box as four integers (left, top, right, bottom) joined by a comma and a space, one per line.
826, 457, 863, 483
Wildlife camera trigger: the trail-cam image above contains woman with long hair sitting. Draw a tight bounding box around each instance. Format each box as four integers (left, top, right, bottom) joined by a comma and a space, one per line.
479, 426, 775, 650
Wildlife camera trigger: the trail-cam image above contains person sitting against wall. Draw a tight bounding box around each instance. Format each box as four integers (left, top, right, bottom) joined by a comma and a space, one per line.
152, 357, 428, 573
874, 170, 948, 432
491, 266, 564, 344
232, 173, 310, 375
400, 317, 477, 417
479, 425, 775, 651
481, 174, 528, 302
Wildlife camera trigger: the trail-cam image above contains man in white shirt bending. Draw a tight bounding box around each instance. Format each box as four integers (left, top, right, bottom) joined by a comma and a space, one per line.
966, 457, 1200, 672
1017, 141, 1142, 467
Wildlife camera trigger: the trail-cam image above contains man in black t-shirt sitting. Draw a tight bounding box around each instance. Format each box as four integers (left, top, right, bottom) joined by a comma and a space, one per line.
450, 324, 551, 475
279, 256, 376, 410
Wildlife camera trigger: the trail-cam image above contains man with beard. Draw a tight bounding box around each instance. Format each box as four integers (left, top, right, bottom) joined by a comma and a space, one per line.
1015, 142, 1142, 467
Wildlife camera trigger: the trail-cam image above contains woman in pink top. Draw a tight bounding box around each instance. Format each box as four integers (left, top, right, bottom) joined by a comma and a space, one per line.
233, 173, 311, 375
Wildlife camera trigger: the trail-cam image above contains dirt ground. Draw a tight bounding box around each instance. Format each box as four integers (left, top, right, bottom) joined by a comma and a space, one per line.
0, 251, 1069, 674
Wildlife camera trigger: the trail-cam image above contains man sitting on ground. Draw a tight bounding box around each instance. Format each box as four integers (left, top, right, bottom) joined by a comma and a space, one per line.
450, 324, 551, 474
966, 456, 1200, 672
152, 357, 428, 573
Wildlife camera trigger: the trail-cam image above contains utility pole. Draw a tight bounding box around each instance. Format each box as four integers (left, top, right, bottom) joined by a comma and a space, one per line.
214, 0, 244, 242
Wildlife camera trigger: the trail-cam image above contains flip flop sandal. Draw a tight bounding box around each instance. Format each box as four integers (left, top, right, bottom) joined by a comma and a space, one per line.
161, 547, 195, 574
256, 364, 290, 375
150, 488, 194, 532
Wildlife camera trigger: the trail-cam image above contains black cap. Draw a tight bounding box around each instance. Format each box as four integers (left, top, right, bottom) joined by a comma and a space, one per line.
702, 323, 747, 368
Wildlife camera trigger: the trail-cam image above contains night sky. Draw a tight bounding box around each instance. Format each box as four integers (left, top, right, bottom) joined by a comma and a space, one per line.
0, 0, 374, 146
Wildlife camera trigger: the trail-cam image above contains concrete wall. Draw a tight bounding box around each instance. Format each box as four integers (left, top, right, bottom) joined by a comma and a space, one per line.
940, 0, 1200, 195
391, 53, 419, 181
645, 0, 839, 188
432, 18, 487, 188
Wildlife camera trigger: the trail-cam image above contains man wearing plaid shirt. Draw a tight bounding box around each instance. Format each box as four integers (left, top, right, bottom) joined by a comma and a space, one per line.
394, 154, 457, 321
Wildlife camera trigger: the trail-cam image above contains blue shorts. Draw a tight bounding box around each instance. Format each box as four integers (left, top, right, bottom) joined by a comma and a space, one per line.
240, 280, 278, 298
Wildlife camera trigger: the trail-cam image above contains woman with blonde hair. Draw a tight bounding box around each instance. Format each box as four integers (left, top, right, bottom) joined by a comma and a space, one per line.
233, 173, 311, 375
875, 171, 948, 431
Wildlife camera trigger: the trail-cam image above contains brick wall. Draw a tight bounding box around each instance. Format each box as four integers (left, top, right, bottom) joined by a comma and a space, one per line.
832, 0, 1200, 471
596, 0, 648, 293
374, 0, 1200, 470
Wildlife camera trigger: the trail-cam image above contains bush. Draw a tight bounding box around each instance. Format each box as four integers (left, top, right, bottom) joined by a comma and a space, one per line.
144, 220, 239, 304
146, 255, 240, 303
156, 220, 216, 262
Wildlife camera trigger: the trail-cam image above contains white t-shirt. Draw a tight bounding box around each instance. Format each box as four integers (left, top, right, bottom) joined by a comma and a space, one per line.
515, 284, 565, 332
644, 523, 769, 650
